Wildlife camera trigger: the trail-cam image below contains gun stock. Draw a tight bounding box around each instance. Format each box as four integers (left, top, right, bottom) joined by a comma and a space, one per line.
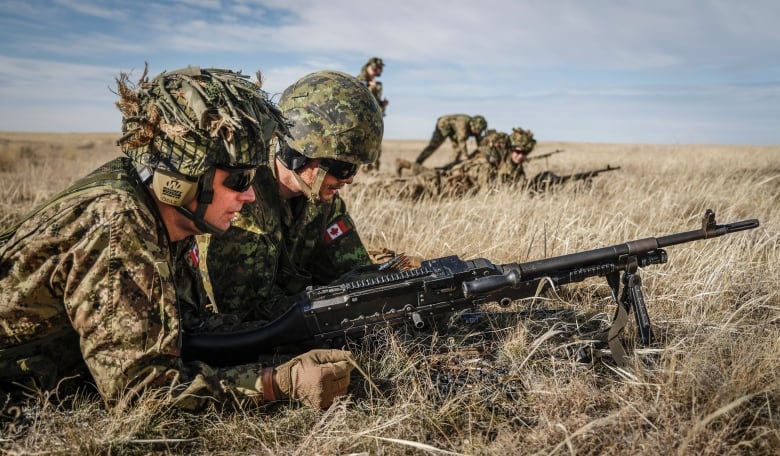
182, 210, 759, 367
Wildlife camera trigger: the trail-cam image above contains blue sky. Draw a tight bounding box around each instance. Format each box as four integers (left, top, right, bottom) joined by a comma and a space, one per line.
1, 0, 779, 145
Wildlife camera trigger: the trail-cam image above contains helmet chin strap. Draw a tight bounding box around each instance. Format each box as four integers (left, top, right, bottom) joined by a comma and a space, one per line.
174, 168, 228, 235
292, 166, 328, 204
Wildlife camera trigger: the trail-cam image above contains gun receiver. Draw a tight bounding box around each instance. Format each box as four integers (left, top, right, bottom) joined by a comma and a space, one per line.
182, 210, 759, 367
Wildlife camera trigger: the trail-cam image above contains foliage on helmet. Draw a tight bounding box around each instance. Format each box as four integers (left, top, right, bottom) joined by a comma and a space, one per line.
279, 70, 384, 166
469, 115, 488, 135
477, 129, 510, 165
116, 65, 288, 177
510, 127, 536, 153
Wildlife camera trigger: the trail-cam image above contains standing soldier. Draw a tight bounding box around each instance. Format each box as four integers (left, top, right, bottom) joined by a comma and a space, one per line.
414, 114, 487, 167
357, 57, 388, 172
0, 66, 355, 410
199, 70, 383, 326
357, 57, 389, 114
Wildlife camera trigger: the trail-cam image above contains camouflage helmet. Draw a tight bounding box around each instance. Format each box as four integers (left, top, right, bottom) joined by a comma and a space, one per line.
469, 115, 487, 135
510, 127, 536, 154
279, 70, 384, 166
116, 66, 287, 177
368, 57, 384, 69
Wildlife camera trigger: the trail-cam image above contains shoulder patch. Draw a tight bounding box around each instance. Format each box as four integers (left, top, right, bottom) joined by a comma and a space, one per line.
324, 219, 351, 243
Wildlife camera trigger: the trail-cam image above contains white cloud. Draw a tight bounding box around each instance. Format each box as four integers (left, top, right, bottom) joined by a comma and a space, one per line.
0, 0, 779, 144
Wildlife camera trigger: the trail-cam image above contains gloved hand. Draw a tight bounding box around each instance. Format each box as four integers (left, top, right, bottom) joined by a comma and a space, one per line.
263, 349, 355, 408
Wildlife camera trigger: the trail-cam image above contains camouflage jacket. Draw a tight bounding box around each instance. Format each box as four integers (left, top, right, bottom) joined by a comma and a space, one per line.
200, 164, 371, 325
476, 129, 526, 183
475, 129, 511, 165
0, 157, 274, 410
435, 114, 482, 159
357, 71, 386, 114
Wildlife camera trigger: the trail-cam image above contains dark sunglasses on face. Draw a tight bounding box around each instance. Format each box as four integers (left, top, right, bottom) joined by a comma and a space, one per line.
220, 167, 256, 192
319, 158, 359, 179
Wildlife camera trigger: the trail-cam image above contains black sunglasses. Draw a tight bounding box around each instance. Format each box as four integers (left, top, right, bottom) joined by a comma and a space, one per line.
220, 167, 256, 192
320, 158, 359, 179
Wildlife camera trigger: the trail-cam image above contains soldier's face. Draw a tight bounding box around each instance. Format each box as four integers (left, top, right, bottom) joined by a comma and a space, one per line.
511, 150, 526, 164
319, 171, 353, 202
189, 168, 256, 232
297, 159, 355, 202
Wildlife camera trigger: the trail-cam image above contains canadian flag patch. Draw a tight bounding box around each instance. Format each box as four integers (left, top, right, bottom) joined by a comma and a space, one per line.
188, 243, 200, 267
324, 220, 350, 243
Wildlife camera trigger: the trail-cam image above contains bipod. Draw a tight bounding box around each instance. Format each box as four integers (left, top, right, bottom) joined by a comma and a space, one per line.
602, 253, 660, 367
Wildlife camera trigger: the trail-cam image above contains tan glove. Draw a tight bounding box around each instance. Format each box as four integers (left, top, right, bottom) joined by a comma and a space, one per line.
262, 349, 355, 409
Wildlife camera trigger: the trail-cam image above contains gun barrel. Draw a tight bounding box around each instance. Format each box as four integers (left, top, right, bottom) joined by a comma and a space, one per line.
657, 218, 759, 248
572, 165, 620, 179
514, 212, 759, 281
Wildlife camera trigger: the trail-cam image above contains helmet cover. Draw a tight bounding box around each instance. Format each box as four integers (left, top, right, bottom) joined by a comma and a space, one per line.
278, 70, 383, 166
510, 127, 536, 153
116, 65, 288, 177
469, 115, 487, 135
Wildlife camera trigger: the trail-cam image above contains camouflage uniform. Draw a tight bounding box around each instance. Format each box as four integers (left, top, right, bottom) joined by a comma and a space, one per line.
0, 158, 275, 409
415, 114, 487, 165
391, 127, 536, 198
497, 127, 537, 184
201, 163, 371, 323
0, 67, 289, 410
199, 70, 382, 326
357, 57, 387, 172
357, 57, 388, 115
475, 129, 511, 166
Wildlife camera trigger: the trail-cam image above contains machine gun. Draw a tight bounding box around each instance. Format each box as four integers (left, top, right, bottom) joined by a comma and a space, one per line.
182, 210, 758, 367
528, 165, 620, 192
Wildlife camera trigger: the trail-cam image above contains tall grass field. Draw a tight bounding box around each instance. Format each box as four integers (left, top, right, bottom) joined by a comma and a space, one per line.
1, 132, 778, 455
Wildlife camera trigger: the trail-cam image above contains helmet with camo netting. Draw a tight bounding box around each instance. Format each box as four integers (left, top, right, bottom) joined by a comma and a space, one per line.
469, 115, 487, 136
278, 70, 383, 166
477, 129, 511, 165
510, 127, 536, 154
116, 65, 287, 177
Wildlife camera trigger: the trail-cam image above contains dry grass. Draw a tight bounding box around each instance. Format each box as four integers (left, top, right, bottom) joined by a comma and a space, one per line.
1, 132, 779, 455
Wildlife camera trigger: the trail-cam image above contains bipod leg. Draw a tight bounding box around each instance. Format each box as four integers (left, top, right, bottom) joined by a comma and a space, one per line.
621, 272, 655, 347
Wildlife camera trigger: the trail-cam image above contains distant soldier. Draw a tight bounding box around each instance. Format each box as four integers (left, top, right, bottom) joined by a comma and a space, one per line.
497, 127, 537, 183
394, 126, 537, 197
474, 128, 512, 166
357, 57, 388, 172
357, 57, 388, 114
415, 114, 487, 166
